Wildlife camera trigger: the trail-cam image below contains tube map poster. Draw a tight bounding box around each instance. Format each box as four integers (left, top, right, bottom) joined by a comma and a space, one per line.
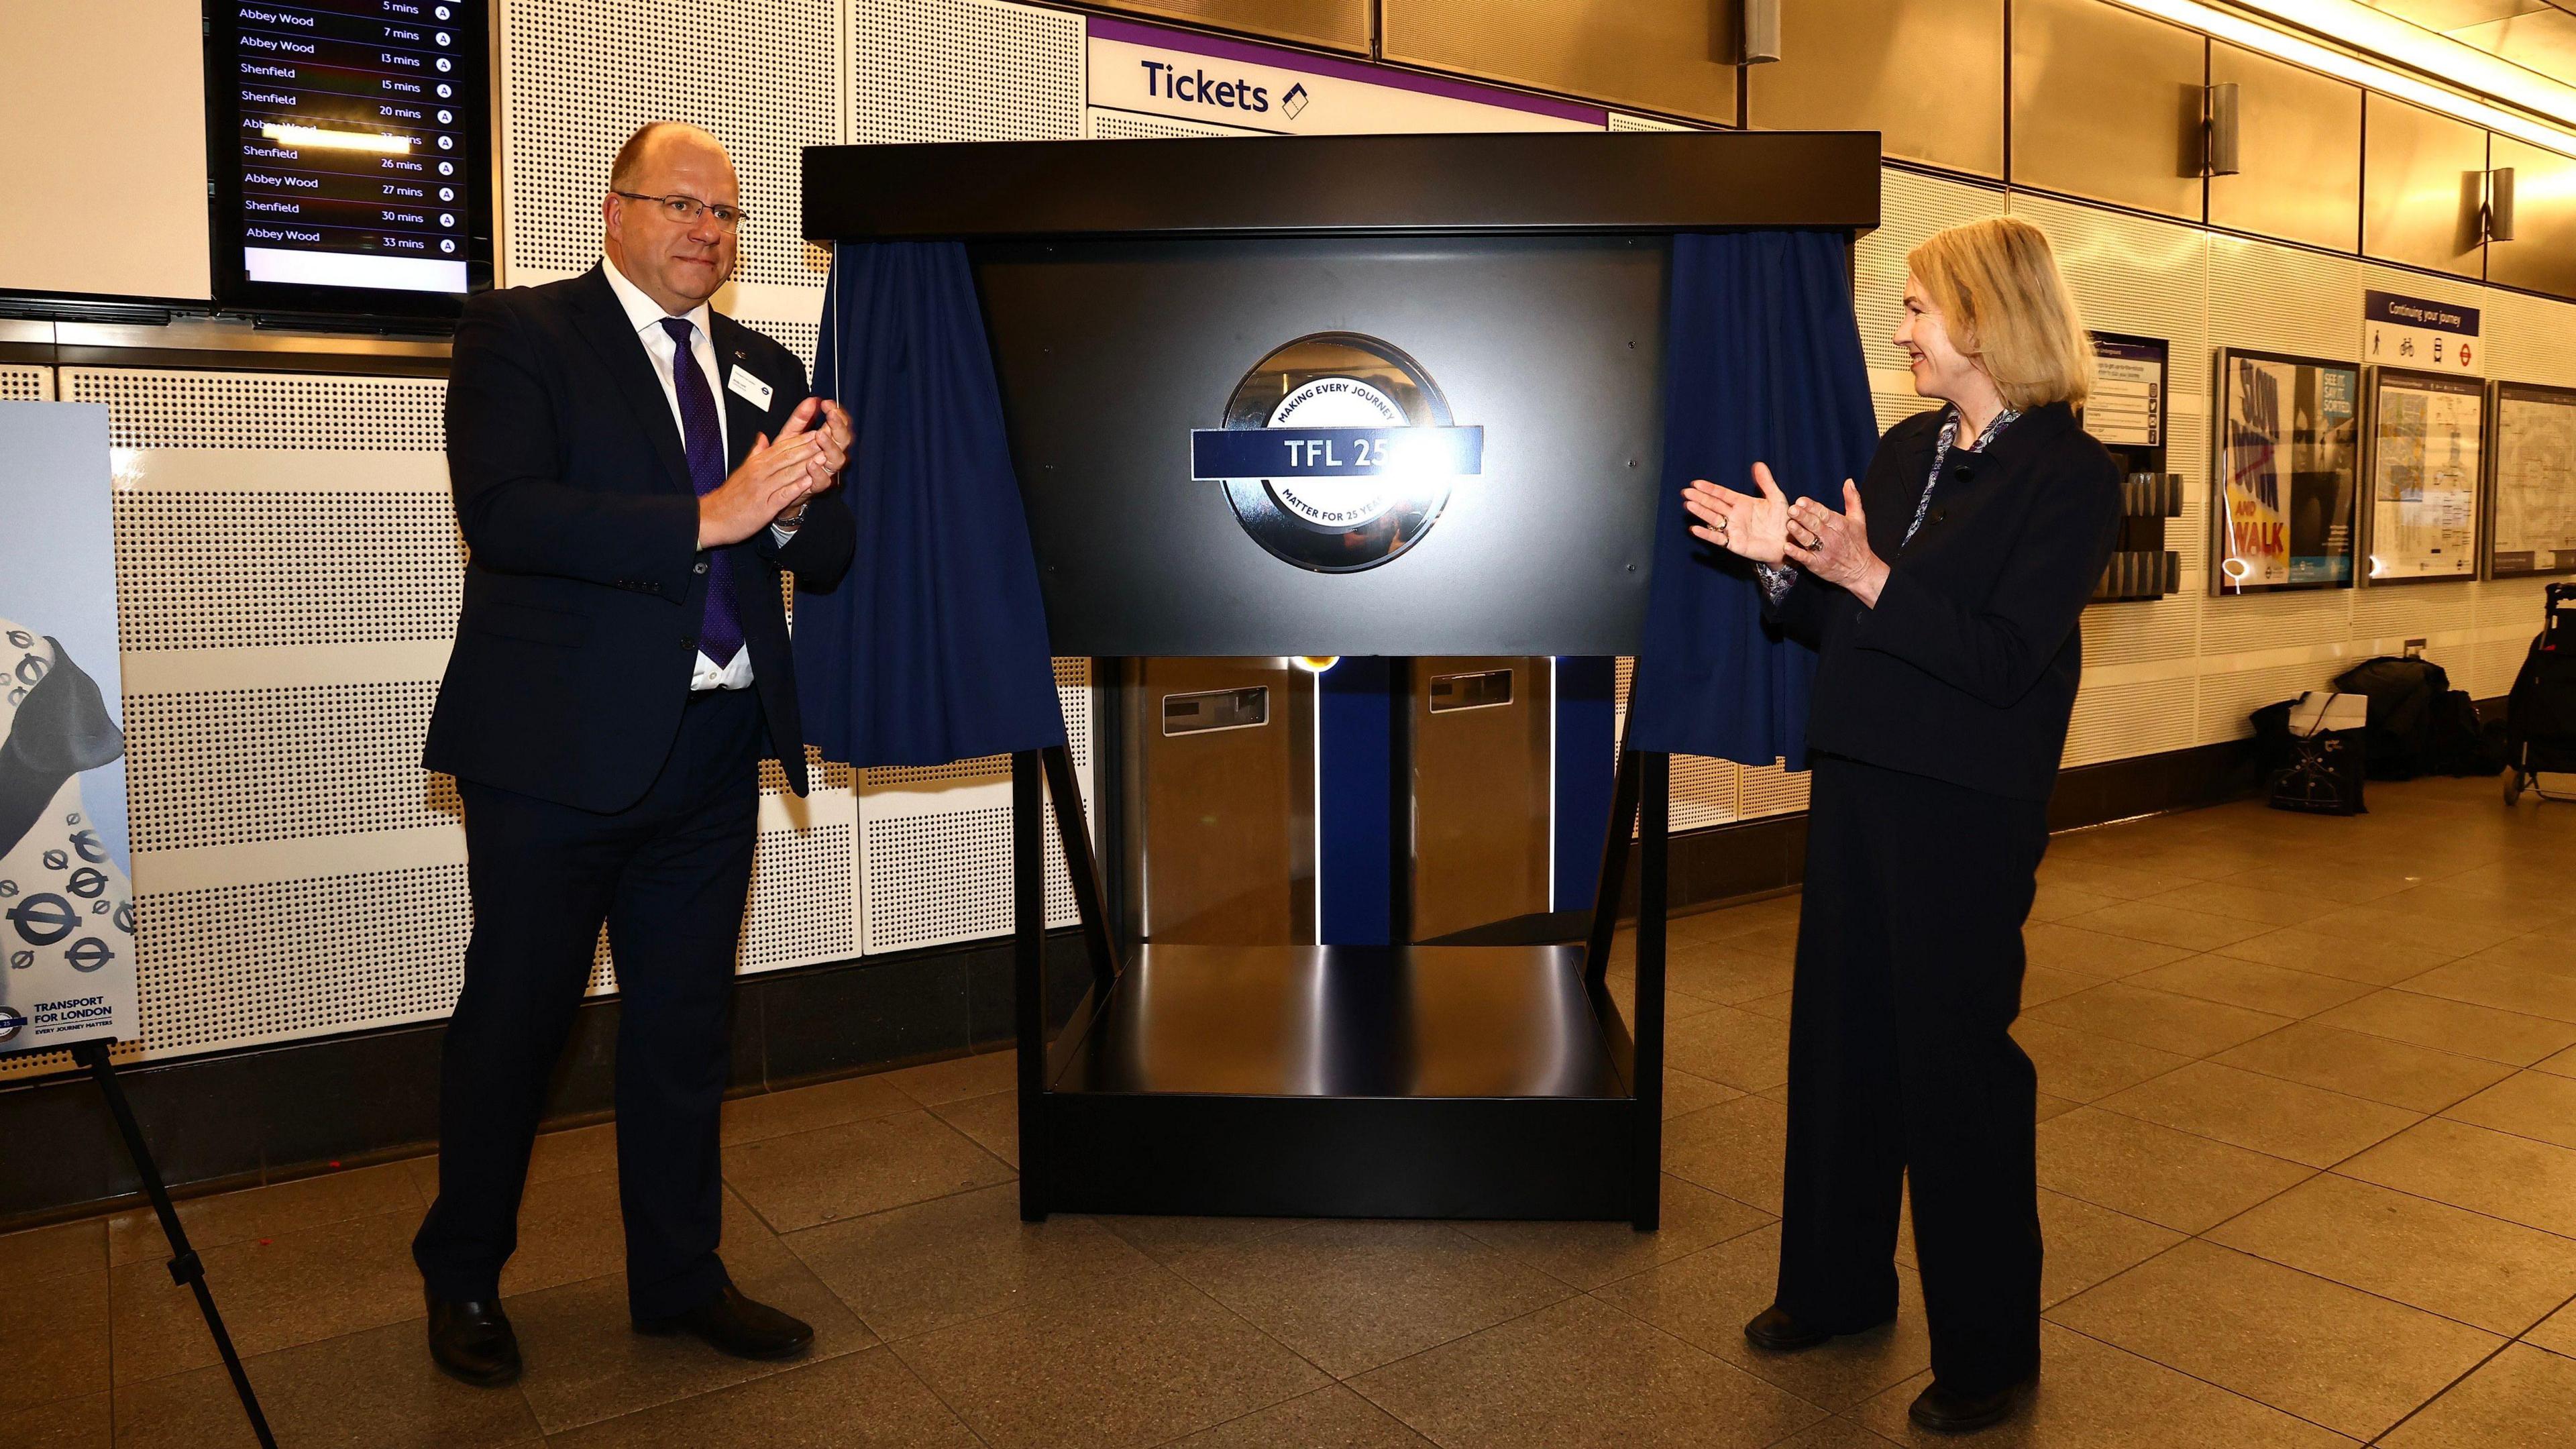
2490, 382, 2576, 578
2218, 351, 2359, 592
0, 402, 138, 1057
2365, 368, 2483, 582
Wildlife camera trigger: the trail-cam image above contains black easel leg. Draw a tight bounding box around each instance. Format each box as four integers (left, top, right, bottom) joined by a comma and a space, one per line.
1585, 747, 1645, 987
1632, 753, 1670, 1232
1040, 744, 1120, 994
73, 1041, 278, 1449
1011, 750, 1050, 1222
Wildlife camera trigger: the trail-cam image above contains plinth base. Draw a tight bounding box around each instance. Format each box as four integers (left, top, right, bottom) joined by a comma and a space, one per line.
1028, 944, 1649, 1220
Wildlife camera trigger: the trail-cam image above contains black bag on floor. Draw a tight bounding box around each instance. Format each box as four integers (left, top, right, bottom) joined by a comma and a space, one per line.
2428, 689, 2506, 776
2332, 656, 2450, 780
2253, 692, 2367, 815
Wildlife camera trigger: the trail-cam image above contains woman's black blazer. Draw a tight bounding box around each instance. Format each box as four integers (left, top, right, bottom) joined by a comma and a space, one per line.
1766, 400, 2122, 801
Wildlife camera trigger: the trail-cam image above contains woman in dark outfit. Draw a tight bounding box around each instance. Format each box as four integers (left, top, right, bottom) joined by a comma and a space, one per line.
1682, 217, 2120, 1434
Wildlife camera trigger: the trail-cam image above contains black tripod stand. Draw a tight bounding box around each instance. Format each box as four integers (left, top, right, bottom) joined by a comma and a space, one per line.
69, 1040, 276, 1448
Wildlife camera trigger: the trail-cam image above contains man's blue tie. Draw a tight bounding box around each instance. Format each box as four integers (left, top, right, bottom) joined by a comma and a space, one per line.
661, 317, 744, 671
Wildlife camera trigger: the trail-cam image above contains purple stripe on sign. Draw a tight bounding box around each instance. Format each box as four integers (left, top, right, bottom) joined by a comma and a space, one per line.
1086, 14, 1609, 127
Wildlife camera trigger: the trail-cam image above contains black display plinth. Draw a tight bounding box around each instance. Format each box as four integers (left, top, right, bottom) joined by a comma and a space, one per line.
1011, 743, 1672, 1226
1038, 943, 1627, 1218
804, 129, 1880, 1230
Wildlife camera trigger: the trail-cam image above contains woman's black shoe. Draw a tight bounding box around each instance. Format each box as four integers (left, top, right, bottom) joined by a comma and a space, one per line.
1742, 1303, 1895, 1352
1908, 1371, 2037, 1432
426, 1295, 522, 1387
633, 1283, 814, 1360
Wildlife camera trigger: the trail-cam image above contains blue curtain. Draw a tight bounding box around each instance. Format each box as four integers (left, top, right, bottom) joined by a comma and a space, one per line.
1626, 230, 1880, 767
794, 241, 1067, 766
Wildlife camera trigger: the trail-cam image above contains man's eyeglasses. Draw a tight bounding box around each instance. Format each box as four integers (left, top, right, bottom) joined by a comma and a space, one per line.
612, 191, 747, 229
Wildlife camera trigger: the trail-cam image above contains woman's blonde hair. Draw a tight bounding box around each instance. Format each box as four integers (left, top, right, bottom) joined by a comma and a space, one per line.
1907, 217, 2094, 411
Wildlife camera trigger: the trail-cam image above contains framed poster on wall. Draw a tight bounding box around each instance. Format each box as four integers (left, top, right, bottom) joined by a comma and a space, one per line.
2363, 368, 2484, 584
2214, 348, 2360, 593
2486, 380, 2576, 578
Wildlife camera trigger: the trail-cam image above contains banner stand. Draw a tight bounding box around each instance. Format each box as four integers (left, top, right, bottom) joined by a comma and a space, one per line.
68, 1039, 276, 1448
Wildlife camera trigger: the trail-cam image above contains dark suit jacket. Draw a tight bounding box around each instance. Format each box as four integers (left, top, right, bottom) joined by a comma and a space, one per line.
1768, 401, 2120, 801
424, 264, 857, 813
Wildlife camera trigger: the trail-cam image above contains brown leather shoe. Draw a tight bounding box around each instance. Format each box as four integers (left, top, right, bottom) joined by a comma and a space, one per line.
634, 1283, 814, 1361
1743, 1303, 1895, 1352
426, 1295, 521, 1387
1908, 1371, 2037, 1432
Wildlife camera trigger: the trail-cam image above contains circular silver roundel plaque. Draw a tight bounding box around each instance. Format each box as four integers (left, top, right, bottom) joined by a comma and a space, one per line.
1218, 333, 1455, 573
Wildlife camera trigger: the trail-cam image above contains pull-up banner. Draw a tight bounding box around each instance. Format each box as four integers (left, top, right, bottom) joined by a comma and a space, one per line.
0, 402, 139, 1057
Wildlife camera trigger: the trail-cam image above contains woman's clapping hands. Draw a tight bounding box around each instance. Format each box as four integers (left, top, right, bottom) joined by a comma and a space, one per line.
1682, 463, 1892, 608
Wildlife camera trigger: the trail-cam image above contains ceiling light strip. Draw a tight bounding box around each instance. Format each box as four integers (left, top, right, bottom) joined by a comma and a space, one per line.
2108, 0, 2576, 158
2229, 0, 2576, 129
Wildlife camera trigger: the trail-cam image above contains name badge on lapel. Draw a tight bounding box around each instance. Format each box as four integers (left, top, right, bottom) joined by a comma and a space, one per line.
725, 364, 773, 411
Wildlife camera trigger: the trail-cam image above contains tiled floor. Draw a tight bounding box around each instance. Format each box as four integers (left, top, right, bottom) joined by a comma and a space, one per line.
10, 775, 2576, 1446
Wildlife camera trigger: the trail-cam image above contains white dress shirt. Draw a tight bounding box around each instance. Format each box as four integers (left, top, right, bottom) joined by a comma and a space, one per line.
600, 256, 797, 690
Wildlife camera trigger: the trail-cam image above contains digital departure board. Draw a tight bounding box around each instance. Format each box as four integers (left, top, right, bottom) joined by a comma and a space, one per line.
207, 1, 493, 319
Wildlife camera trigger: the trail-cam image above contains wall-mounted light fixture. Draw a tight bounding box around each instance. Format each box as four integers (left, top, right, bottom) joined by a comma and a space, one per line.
2106, 0, 2576, 162
1744, 0, 1782, 64
2483, 167, 2517, 243
2206, 82, 2241, 176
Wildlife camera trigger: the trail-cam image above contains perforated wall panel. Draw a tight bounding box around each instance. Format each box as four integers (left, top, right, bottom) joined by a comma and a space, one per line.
2200, 659, 2341, 741
857, 657, 1095, 954
2015, 193, 2211, 402
68, 370, 446, 451
123, 682, 456, 852
761, 317, 822, 374
2485, 290, 2576, 388
112, 490, 465, 651
742, 823, 859, 969
1856, 170, 2006, 376
1671, 755, 1741, 832
135, 863, 473, 1055
2207, 233, 2363, 361
1087, 107, 1263, 140
2352, 581, 2473, 641
1738, 761, 1811, 817
1609, 658, 1774, 835
499, 0, 838, 292
2198, 588, 2353, 657
2064, 675, 2195, 767
0, 364, 52, 400
855, 0, 1085, 144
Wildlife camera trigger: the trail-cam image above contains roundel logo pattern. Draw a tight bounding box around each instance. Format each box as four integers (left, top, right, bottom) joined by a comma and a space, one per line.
1208, 333, 1464, 574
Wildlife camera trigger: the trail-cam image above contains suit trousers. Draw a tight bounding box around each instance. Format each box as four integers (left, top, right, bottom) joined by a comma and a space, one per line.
413, 686, 761, 1321
1773, 752, 2049, 1393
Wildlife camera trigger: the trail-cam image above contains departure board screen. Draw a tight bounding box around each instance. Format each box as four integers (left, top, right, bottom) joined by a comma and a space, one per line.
208, 1, 493, 318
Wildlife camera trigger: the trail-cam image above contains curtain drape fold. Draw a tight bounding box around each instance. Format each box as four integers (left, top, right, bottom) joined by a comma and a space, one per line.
794, 241, 1067, 767
1627, 230, 1882, 767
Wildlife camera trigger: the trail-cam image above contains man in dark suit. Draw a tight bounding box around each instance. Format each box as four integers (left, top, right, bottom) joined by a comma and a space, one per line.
414, 121, 857, 1386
